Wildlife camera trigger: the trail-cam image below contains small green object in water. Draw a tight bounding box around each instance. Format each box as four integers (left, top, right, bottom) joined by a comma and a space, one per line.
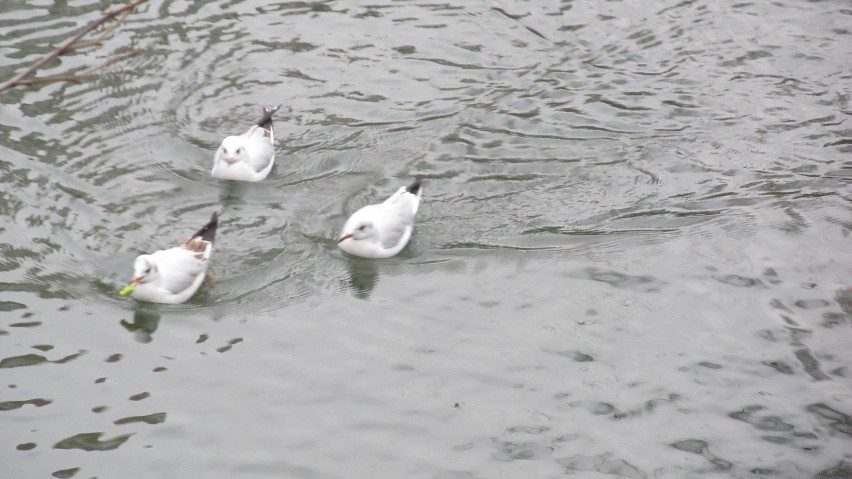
119, 285, 136, 297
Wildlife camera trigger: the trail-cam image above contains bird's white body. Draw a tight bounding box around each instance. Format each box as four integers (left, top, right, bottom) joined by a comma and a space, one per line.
338, 179, 423, 259
125, 213, 218, 304
131, 247, 211, 304
211, 106, 279, 182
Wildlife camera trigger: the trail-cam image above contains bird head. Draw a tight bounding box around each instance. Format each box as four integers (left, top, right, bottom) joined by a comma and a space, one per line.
217, 136, 248, 166
339, 214, 375, 244
131, 255, 158, 285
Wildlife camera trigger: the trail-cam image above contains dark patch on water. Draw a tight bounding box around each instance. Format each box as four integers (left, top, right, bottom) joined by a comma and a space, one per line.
806, 403, 852, 437
113, 412, 167, 425
729, 405, 795, 432
54, 432, 133, 451
0, 397, 52, 411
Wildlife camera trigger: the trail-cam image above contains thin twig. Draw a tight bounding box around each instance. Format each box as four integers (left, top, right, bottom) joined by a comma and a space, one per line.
18, 76, 85, 87
0, 0, 148, 93
10, 48, 144, 88
69, 10, 134, 51
80, 48, 143, 75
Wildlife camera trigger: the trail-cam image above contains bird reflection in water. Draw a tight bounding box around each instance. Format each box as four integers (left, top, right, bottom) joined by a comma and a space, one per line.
347, 258, 378, 300
119, 306, 161, 343
217, 180, 250, 208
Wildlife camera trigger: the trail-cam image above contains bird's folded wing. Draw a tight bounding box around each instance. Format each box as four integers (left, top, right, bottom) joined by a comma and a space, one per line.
154, 248, 208, 295
380, 222, 410, 249
384, 187, 420, 214
380, 205, 415, 249
246, 138, 275, 173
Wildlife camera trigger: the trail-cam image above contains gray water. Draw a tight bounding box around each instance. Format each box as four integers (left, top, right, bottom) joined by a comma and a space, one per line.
1, 1, 851, 478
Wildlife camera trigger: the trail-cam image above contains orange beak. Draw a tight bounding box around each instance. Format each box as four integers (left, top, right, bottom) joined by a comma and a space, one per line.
338, 233, 353, 243
225, 156, 236, 165
131, 277, 142, 285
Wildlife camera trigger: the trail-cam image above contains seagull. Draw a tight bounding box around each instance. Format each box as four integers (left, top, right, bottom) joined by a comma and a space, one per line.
120, 212, 219, 304
211, 105, 281, 181
338, 178, 423, 258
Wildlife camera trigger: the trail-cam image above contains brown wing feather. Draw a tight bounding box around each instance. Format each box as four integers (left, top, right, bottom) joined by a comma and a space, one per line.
182, 238, 209, 254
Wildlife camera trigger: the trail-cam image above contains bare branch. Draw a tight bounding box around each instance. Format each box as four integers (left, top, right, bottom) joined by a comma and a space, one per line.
69, 10, 134, 51
0, 0, 148, 93
80, 48, 144, 76
15, 76, 84, 87
11, 49, 144, 90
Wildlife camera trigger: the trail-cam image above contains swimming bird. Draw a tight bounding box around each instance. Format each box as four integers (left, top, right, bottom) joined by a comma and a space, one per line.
211, 105, 280, 181
120, 212, 219, 304
338, 178, 423, 258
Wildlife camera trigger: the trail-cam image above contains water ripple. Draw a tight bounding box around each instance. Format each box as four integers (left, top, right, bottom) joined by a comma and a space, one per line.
1, 0, 851, 477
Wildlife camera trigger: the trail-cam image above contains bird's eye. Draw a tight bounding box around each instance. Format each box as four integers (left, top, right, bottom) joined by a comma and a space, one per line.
145, 267, 151, 274
236, 148, 242, 154
357, 225, 367, 231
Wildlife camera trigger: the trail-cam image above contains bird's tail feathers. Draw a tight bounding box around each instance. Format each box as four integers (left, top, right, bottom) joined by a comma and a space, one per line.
190, 211, 220, 244
256, 105, 282, 130
406, 176, 423, 198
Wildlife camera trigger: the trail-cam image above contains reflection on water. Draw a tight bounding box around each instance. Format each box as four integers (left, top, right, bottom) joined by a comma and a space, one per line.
346, 257, 378, 300
119, 306, 161, 344
1, 0, 851, 478
216, 179, 251, 209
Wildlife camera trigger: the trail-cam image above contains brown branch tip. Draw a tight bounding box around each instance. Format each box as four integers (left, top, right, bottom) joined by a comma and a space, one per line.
0, 0, 149, 93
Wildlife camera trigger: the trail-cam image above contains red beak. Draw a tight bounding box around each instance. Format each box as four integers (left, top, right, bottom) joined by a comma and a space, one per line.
131, 277, 142, 285
338, 233, 353, 243
225, 157, 235, 165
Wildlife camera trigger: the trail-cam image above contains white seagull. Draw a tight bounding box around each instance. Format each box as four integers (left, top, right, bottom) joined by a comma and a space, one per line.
338, 178, 423, 258
211, 105, 281, 181
120, 212, 219, 304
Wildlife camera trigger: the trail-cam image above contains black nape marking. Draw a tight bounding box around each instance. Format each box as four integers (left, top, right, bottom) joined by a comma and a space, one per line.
406, 176, 423, 195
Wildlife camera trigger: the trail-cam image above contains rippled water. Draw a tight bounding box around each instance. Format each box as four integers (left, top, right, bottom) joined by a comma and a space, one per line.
1, 1, 851, 478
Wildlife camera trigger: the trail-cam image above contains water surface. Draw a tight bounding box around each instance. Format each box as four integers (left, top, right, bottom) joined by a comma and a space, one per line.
1, 1, 851, 478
